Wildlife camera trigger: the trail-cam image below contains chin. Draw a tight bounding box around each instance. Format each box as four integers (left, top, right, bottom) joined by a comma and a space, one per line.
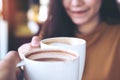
72, 18, 88, 25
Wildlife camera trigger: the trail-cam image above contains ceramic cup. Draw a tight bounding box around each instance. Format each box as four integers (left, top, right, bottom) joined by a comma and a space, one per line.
41, 37, 86, 80
17, 48, 79, 80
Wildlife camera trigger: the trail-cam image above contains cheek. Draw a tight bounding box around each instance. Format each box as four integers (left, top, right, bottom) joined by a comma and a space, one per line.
85, 0, 102, 7
86, 0, 102, 11
62, 0, 70, 9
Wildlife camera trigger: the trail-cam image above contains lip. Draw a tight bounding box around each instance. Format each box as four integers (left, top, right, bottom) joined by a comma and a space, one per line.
72, 11, 86, 14
69, 9, 88, 17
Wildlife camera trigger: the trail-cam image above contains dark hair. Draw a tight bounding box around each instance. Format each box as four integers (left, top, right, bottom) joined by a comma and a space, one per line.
39, 0, 120, 39
100, 0, 120, 22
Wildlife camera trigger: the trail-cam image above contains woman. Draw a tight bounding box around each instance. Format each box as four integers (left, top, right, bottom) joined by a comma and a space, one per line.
39, 0, 120, 39
19, 0, 120, 80
1, 0, 120, 80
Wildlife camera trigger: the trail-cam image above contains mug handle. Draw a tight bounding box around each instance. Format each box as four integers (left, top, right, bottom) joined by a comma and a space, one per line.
16, 60, 25, 80
16, 60, 24, 67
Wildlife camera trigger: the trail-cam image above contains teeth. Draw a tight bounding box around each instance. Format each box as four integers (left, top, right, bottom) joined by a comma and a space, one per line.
71, 9, 85, 12
71, 8, 89, 12
72, 10, 86, 13
71, 9, 85, 11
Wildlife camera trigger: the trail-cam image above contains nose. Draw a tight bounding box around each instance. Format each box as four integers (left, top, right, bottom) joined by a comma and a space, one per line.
71, 0, 84, 7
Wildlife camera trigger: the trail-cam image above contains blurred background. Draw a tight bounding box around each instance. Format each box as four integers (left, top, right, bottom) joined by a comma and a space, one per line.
0, 0, 50, 59
0, 0, 120, 60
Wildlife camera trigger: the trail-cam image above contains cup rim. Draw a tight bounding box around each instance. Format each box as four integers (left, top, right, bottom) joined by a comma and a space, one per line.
41, 37, 86, 45
23, 48, 79, 62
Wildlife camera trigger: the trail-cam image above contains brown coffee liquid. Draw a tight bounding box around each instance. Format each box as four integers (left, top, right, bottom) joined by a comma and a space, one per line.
34, 58, 65, 61
26, 50, 76, 62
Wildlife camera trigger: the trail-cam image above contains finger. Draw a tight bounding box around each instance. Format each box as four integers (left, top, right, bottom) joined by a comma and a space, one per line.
18, 36, 40, 59
1, 51, 20, 66
31, 36, 40, 48
0, 51, 20, 80
18, 43, 32, 53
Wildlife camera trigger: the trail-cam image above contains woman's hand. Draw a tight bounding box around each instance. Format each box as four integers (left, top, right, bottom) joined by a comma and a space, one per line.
0, 51, 20, 80
18, 36, 40, 58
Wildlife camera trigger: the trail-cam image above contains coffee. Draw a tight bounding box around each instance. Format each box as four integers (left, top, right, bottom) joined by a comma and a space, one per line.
34, 58, 65, 61
25, 49, 77, 62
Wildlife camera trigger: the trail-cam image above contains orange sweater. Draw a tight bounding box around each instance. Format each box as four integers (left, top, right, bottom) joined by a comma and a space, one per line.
76, 22, 120, 80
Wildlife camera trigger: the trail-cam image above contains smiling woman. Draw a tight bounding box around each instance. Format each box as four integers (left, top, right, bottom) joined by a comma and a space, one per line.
36, 0, 120, 80
39, 0, 120, 38
62, 0, 102, 26
62, 0, 102, 35
5, 0, 120, 80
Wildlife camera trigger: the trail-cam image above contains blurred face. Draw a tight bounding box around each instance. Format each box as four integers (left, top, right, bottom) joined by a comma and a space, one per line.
62, 0, 102, 25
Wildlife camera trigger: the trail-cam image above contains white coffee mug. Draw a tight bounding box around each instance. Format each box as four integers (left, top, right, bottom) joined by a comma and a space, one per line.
41, 37, 86, 80
17, 48, 79, 80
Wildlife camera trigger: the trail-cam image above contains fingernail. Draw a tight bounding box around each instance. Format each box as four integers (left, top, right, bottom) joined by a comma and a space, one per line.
31, 36, 40, 47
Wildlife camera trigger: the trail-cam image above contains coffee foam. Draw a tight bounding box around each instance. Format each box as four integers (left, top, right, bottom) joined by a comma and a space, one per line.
42, 37, 86, 46
49, 43, 70, 49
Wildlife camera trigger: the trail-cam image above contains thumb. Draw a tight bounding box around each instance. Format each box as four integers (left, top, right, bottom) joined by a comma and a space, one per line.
0, 51, 20, 80
2, 51, 20, 64
31, 36, 41, 48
